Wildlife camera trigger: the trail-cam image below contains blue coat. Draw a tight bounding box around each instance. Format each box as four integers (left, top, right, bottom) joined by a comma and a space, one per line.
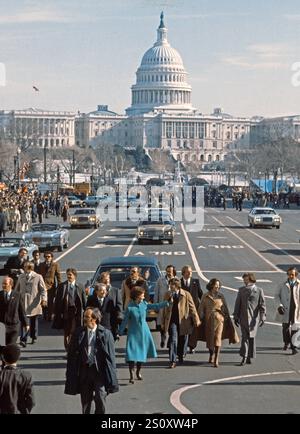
119, 300, 168, 363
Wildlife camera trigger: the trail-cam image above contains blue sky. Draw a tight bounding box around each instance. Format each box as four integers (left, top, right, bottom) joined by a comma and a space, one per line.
0, 0, 300, 117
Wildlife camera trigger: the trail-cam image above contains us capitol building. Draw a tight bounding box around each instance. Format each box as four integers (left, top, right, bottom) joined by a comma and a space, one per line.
1, 13, 299, 166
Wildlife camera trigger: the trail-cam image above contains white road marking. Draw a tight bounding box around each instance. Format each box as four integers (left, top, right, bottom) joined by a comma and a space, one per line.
235, 277, 272, 283
170, 371, 296, 414
56, 229, 99, 262
197, 236, 228, 239
226, 216, 300, 265
275, 243, 300, 245
181, 223, 275, 300
212, 216, 282, 273
110, 228, 134, 232
203, 270, 280, 273
124, 236, 137, 257
98, 235, 118, 239
86, 244, 125, 249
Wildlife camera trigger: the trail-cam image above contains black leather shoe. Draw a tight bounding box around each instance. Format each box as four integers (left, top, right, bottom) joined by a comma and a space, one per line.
246, 357, 252, 365
239, 358, 246, 366
169, 362, 176, 369
189, 348, 195, 354
31, 338, 37, 345
19, 341, 26, 348
178, 358, 184, 365
160, 340, 166, 349
292, 348, 298, 355
283, 344, 289, 351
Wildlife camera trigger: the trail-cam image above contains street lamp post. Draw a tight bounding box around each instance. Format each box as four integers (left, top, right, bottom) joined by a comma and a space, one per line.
17, 147, 21, 189
43, 145, 47, 183
91, 163, 95, 194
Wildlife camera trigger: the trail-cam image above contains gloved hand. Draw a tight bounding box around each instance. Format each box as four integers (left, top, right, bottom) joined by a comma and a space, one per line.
234, 319, 239, 327
278, 306, 285, 315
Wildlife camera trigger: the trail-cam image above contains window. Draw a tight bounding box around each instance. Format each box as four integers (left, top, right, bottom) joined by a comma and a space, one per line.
226, 132, 231, 139
208, 155, 212, 162
176, 123, 181, 138
166, 122, 172, 138
213, 141, 217, 148
234, 133, 238, 139
177, 140, 181, 148
199, 124, 205, 139
189, 123, 195, 138
212, 130, 217, 139
200, 155, 204, 162
167, 140, 172, 147
183, 123, 188, 138
216, 155, 220, 161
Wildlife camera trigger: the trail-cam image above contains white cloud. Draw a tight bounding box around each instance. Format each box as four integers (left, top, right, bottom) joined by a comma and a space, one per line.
284, 14, 300, 21
221, 42, 294, 70
247, 43, 293, 59
0, 6, 80, 24
222, 56, 286, 70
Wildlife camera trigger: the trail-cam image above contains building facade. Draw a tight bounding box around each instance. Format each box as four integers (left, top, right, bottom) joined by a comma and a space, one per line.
0, 108, 75, 149
251, 115, 300, 146
1, 12, 299, 168
76, 13, 253, 166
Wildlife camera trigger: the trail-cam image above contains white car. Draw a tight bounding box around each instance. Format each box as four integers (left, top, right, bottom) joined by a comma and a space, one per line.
68, 196, 83, 207
248, 207, 282, 229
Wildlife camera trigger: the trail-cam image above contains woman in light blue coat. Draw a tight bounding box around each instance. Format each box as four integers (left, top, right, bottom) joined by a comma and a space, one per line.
119, 286, 170, 384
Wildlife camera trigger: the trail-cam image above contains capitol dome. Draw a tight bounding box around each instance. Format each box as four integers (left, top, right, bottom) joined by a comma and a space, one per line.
126, 13, 192, 116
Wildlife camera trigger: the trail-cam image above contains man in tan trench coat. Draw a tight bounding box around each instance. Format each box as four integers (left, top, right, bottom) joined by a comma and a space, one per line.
15, 262, 47, 347
161, 277, 200, 368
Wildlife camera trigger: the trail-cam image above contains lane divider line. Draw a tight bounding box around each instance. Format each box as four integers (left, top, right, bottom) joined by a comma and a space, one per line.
124, 236, 137, 257
181, 223, 275, 300
212, 216, 282, 273
56, 229, 99, 262
226, 216, 300, 265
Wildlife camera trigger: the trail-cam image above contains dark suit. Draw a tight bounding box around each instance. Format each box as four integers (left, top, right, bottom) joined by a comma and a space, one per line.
0, 290, 28, 345
181, 277, 203, 351
180, 277, 203, 308
87, 294, 118, 338
39, 261, 62, 320
65, 325, 119, 414
107, 285, 123, 323
31, 261, 43, 275
52, 280, 86, 350
4, 256, 27, 285
0, 366, 35, 414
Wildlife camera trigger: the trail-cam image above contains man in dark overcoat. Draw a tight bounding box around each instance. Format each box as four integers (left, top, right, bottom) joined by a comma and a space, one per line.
65, 307, 119, 414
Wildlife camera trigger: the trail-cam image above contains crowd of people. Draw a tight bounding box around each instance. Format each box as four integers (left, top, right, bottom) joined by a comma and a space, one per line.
0, 187, 70, 236
0, 251, 299, 414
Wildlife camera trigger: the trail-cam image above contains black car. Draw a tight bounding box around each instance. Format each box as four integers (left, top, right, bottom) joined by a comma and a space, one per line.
87, 256, 163, 323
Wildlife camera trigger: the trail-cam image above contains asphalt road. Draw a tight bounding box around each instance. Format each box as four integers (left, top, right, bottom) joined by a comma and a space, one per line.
17, 206, 300, 414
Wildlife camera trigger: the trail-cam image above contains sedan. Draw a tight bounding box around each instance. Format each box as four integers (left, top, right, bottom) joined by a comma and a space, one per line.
68, 195, 83, 207
70, 208, 101, 229
248, 207, 282, 229
137, 218, 175, 244
25, 223, 70, 252
0, 237, 38, 267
